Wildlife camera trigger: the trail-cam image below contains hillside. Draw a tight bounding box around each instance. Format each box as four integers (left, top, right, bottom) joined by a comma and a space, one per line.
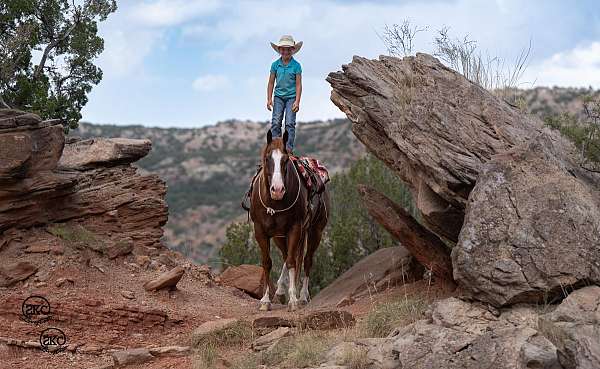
72, 119, 364, 263
71, 86, 597, 263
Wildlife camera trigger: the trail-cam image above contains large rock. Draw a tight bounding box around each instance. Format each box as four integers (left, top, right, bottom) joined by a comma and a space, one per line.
327, 53, 541, 241
321, 297, 562, 369
0, 110, 64, 179
219, 264, 264, 299
58, 137, 151, 170
311, 246, 421, 308
539, 286, 600, 369
453, 132, 600, 306
0, 122, 168, 249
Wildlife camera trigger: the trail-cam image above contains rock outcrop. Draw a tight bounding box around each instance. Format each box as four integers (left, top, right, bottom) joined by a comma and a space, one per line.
328, 54, 600, 307
318, 289, 600, 369
327, 53, 542, 241
311, 246, 422, 308
0, 109, 168, 252
453, 132, 600, 306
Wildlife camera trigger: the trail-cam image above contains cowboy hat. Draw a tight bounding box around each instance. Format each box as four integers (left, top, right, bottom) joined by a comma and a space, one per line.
270, 35, 303, 54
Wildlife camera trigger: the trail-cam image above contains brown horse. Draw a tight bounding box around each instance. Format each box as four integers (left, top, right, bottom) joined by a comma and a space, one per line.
249, 130, 330, 311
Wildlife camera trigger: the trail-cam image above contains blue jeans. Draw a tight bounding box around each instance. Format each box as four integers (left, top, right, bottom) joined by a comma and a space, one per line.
271, 96, 296, 151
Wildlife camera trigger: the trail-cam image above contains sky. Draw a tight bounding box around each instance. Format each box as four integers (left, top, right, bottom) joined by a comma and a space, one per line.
81, 0, 600, 128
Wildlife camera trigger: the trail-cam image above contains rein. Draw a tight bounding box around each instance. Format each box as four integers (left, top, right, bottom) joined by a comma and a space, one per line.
258, 160, 302, 216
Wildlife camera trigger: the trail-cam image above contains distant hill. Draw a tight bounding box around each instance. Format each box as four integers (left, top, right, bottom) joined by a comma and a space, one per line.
72, 86, 598, 263
72, 119, 364, 262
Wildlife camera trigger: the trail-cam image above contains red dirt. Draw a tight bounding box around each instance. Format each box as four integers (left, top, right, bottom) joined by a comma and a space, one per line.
0, 228, 456, 369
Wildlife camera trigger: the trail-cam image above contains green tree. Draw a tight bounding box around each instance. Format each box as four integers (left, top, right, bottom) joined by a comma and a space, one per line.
0, 0, 117, 130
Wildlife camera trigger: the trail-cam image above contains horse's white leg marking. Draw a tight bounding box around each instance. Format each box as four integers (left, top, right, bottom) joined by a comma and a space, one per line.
275, 263, 288, 296
299, 276, 310, 304
259, 284, 271, 311
288, 267, 298, 310
270, 149, 284, 198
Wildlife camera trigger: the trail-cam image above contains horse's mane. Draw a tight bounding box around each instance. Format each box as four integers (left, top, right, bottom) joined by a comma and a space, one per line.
261, 138, 286, 167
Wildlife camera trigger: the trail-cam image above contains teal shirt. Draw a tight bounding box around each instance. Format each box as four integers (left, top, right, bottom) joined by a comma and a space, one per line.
270, 57, 302, 99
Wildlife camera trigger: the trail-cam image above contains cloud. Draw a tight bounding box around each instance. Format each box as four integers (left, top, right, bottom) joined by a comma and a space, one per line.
130, 0, 221, 28
525, 42, 600, 88
192, 74, 231, 92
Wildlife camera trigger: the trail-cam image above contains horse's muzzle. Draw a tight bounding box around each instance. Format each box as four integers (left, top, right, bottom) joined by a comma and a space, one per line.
270, 186, 286, 200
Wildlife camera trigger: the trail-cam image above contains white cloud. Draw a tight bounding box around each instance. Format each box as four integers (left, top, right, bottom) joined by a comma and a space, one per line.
192, 74, 231, 92
130, 0, 221, 28
525, 42, 600, 88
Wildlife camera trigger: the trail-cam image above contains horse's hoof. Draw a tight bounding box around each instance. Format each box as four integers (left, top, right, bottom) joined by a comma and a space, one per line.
259, 302, 271, 311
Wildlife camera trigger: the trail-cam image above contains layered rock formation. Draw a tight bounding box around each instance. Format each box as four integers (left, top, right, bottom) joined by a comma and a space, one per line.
327, 53, 542, 241
326, 53, 600, 368
0, 109, 168, 251
327, 53, 600, 306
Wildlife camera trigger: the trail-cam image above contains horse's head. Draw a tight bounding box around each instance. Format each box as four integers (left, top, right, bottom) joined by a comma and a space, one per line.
263, 130, 290, 201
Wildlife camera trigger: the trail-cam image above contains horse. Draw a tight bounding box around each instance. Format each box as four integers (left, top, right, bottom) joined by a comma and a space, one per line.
249, 130, 330, 311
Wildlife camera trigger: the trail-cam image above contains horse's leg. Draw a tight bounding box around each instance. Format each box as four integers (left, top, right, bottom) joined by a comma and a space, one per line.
273, 237, 288, 303
285, 224, 303, 312
255, 227, 273, 311
300, 227, 322, 305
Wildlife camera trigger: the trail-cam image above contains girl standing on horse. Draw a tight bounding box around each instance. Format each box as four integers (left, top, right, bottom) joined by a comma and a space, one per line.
267, 35, 303, 154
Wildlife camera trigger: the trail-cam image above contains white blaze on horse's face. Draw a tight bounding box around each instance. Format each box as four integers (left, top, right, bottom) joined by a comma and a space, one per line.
270, 149, 286, 200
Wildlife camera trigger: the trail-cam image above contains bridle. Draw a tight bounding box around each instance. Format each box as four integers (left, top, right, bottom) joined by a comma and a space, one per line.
257, 159, 302, 216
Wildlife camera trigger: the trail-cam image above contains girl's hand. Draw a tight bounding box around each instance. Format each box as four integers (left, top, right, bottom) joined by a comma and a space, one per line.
267, 99, 273, 111
292, 101, 300, 113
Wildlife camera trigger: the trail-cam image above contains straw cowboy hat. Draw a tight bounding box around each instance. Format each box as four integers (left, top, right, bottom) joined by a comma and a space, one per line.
270, 35, 303, 54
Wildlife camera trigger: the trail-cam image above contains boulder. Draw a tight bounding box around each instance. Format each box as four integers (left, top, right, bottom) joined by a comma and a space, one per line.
311, 246, 420, 308
252, 327, 292, 351
58, 137, 151, 170
219, 264, 264, 299
0, 261, 38, 287
539, 286, 600, 369
327, 54, 541, 241
320, 297, 562, 369
144, 266, 185, 291
453, 132, 600, 306
107, 240, 134, 259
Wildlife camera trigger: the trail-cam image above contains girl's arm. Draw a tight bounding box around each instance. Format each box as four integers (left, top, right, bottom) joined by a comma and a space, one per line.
267, 73, 275, 111
293, 74, 302, 112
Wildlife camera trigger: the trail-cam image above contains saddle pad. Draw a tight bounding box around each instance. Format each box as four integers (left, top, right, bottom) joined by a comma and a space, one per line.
290, 156, 330, 188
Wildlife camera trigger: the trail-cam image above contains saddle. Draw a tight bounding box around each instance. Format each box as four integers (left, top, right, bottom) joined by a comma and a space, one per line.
241, 155, 329, 217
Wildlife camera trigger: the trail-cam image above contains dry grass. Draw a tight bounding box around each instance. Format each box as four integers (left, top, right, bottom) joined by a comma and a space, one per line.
47, 223, 103, 251
341, 346, 370, 369
192, 343, 218, 369
191, 320, 254, 349
359, 297, 428, 338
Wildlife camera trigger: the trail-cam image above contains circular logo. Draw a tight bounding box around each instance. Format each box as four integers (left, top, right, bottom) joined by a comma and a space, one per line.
21, 295, 51, 324
39, 328, 67, 354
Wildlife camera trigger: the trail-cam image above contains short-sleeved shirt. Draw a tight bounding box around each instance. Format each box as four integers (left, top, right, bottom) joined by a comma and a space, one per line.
270, 57, 302, 99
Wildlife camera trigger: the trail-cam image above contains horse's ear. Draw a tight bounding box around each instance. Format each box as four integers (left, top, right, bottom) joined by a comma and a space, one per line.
267, 129, 272, 144
282, 130, 289, 152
